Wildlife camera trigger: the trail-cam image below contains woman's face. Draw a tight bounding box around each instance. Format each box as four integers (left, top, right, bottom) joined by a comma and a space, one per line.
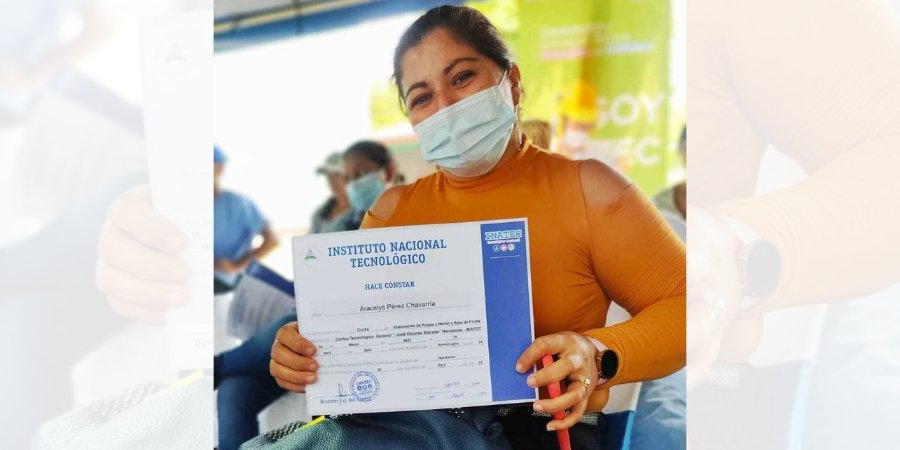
399, 28, 514, 126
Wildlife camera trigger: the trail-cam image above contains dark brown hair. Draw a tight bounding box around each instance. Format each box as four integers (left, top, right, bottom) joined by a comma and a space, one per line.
343, 140, 392, 168
392, 5, 512, 111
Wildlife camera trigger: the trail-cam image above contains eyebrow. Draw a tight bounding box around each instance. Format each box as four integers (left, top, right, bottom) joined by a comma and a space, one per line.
403, 56, 480, 100
443, 56, 478, 75
404, 81, 427, 101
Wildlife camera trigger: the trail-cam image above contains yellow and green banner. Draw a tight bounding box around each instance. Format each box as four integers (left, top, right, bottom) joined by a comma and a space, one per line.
499, 0, 676, 194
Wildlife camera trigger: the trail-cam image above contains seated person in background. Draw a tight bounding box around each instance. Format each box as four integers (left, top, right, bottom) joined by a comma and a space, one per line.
215, 140, 397, 450
214, 146, 279, 293
310, 152, 353, 234
342, 140, 399, 217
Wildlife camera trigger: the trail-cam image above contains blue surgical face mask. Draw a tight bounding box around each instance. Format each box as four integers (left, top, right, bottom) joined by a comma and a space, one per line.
414, 72, 516, 177
346, 171, 386, 212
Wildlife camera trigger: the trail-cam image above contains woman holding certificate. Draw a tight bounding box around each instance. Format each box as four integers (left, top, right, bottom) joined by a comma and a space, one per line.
266, 5, 685, 449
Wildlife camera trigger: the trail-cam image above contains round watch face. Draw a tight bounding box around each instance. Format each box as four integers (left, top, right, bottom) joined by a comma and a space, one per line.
600, 350, 619, 379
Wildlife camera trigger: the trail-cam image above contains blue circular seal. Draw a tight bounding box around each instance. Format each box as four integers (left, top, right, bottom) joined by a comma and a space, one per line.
350, 371, 379, 402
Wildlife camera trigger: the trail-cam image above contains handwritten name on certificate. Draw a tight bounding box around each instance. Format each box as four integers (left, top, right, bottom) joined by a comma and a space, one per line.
291, 219, 537, 415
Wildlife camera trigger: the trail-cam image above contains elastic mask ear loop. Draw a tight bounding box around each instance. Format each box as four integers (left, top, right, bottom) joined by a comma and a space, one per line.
503, 69, 525, 152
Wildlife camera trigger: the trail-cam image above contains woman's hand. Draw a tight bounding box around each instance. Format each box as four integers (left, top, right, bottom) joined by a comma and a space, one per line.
685, 207, 744, 389
270, 322, 319, 392
515, 331, 600, 431
95, 185, 190, 323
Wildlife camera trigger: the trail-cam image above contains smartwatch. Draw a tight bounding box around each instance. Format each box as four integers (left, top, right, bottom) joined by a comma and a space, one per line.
595, 349, 619, 381
718, 215, 782, 310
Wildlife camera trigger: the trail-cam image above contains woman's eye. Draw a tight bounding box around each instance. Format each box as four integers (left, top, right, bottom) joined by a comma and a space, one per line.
452, 71, 474, 86
410, 93, 431, 109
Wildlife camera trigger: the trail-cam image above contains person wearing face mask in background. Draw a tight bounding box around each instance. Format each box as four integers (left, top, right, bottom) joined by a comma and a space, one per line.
342, 140, 398, 217
265, 6, 684, 450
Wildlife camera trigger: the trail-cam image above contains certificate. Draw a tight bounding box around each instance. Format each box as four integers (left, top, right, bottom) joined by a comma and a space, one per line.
292, 219, 537, 415
228, 263, 295, 340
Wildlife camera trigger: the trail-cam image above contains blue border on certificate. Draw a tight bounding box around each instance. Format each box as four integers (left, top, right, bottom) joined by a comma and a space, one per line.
480, 220, 535, 401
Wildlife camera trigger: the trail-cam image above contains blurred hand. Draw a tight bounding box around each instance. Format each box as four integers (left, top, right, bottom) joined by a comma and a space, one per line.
685, 206, 743, 389
270, 321, 319, 392
95, 185, 189, 323
515, 331, 600, 431
214, 257, 248, 274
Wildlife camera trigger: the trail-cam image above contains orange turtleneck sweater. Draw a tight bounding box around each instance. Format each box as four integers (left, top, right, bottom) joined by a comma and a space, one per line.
362, 141, 685, 411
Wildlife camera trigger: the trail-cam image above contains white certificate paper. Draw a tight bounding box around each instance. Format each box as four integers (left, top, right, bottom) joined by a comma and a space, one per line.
292, 219, 537, 415
140, 12, 213, 372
